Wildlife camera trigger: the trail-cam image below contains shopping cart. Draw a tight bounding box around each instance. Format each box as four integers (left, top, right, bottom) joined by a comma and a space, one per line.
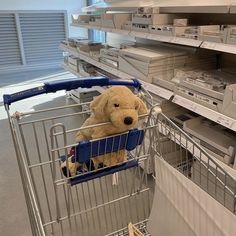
4, 77, 155, 236
4, 76, 236, 236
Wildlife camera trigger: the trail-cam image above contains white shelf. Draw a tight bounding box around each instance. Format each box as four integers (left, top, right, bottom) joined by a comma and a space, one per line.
72, 23, 203, 48
230, 4, 236, 13
72, 23, 236, 54
140, 80, 174, 100
158, 5, 230, 14
82, 2, 232, 14
82, 1, 152, 12
200, 41, 236, 54
172, 95, 236, 131
60, 43, 236, 132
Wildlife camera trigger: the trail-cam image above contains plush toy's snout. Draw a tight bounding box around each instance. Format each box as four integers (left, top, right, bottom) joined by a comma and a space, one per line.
124, 116, 133, 125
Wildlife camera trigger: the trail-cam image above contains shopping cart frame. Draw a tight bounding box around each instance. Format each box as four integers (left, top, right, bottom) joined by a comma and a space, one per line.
4, 76, 236, 236
4, 77, 154, 236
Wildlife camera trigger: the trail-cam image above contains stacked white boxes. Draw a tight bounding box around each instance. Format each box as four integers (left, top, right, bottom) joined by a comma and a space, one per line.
118, 46, 188, 83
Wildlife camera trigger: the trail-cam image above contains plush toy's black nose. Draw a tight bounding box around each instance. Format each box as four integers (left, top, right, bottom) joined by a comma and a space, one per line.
124, 116, 133, 125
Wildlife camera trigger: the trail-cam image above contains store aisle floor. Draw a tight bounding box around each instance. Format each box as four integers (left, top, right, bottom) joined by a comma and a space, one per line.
0, 70, 76, 236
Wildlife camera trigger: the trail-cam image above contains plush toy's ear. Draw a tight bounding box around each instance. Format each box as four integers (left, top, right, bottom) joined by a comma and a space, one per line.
90, 92, 109, 119
136, 97, 148, 115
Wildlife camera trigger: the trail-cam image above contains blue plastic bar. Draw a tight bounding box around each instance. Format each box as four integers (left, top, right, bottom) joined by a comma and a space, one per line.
3, 77, 142, 105
70, 160, 138, 186
3, 86, 47, 106
76, 129, 144, 163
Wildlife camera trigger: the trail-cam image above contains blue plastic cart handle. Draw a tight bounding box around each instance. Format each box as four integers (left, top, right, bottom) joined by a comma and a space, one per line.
3, 76, 142, 106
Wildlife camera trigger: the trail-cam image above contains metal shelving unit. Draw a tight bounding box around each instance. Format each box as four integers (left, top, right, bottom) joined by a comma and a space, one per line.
71, 23, 236, 54
82, 2, 235, 14
60, 43, 236, 132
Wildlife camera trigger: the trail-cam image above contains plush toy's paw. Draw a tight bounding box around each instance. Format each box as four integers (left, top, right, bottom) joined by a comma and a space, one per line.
61, 155, 79, 177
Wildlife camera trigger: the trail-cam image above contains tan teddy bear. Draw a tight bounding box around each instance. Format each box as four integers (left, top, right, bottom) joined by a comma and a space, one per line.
62, 86, 148, 176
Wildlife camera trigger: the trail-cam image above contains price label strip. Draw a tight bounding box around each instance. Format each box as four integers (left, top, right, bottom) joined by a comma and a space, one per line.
216, 116, 235, 128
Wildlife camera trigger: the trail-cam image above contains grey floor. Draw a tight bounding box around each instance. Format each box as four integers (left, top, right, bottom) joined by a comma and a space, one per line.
0, 68, 76, 236
0, 68, 65, 87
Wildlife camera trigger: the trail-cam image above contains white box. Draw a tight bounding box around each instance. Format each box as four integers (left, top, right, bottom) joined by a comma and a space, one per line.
225, 26, 236, 45
68, 55, 79, 66
101, 14, 114, 28
183, 116, 236, 163
118, 56, 150, 82
132, 13, 174, 25
149, 25, 174, 36
114, 14, 131, 29
72, 15, 91, 24
137, 7, 160, 14
89, 16, 102, 26
198, 25, 220, 35
101, 13, 131, 29
198, 25, 226, 43
132, 23, 149, 32
174, 85, 223, 111
122, 21, 132, 30
222, 84, 236, 119
174, 26, 199, 40
173, 18, 188, 27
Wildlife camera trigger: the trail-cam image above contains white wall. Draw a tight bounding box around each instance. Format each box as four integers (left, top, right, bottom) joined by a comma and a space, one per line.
0, 0, 88, 37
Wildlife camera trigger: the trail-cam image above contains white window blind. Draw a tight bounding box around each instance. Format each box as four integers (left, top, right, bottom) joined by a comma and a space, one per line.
0, 11, 67, 71
0, 13, 22, 67
19, 12, 66, 64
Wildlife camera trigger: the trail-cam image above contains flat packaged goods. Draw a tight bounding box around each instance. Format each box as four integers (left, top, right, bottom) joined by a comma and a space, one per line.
68, 55, 80, 72
224, 26, 236, 45
176, 70, 229, 100
149, 25, 174, 36
101, 13, 131, 29
171, 69, 236, 119
118, 46, 187, 83
174, 26, 199, 39
132, 13, 174, 25
76, 41, 103, 53
183, 116, 236, 166
100, 48, 120, 61
198, 25, 226, 43
122, 21, 132, 30
131, 23, 149, 32
72, 14, 91, 24
152, 51, 216, 88
66, 38, 88, 48
136, 7, 160, 14
173, 18, 189, 27
89, 15, 102, 26
222, 84, 236, 119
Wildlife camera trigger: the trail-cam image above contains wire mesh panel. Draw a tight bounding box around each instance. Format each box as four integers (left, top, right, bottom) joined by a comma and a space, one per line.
153, 113, 236, 215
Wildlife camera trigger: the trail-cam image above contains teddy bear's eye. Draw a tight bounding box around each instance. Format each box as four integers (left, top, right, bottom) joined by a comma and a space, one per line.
114, 103, 119, 108
135, 105, 139, 110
